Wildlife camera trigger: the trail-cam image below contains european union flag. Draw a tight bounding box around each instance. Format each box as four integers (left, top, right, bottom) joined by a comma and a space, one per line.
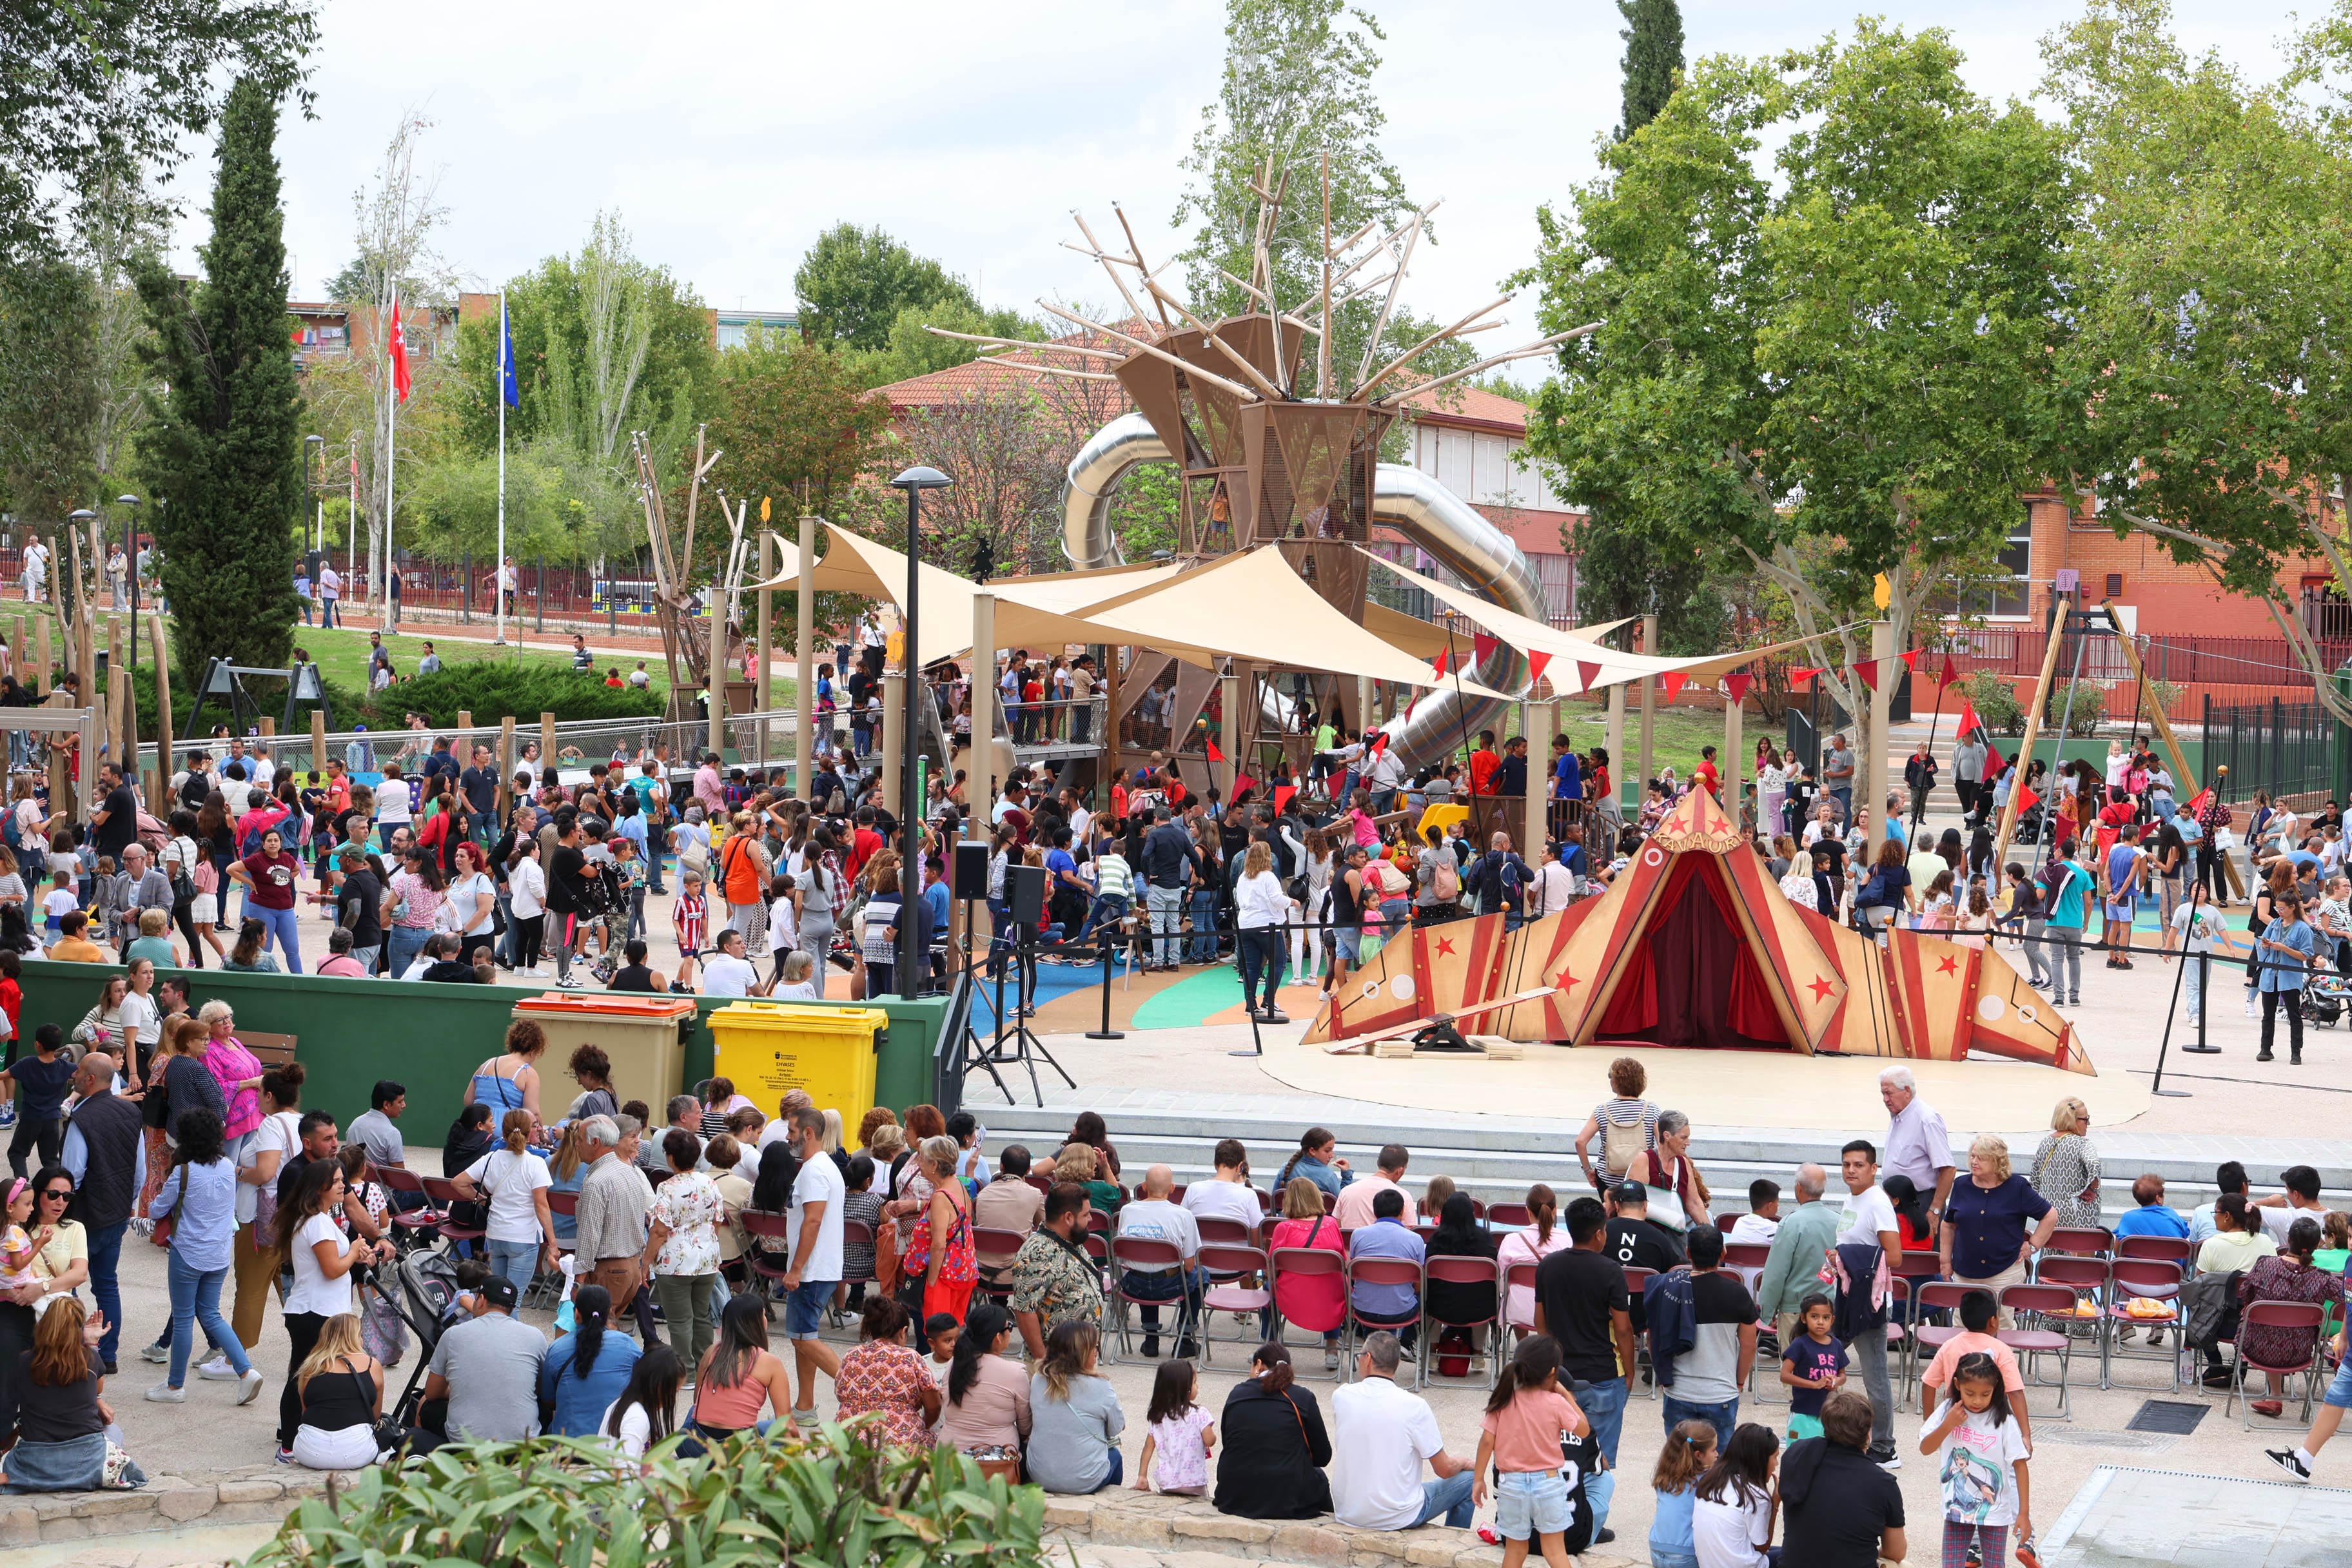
499, 297, 520, 408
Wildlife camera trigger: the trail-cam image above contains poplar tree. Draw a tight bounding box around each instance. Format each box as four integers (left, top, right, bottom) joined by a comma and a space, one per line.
1616, 0, 1687, 139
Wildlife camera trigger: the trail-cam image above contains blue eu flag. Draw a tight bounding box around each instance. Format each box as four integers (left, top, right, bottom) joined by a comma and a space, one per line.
499, 298, 520, 408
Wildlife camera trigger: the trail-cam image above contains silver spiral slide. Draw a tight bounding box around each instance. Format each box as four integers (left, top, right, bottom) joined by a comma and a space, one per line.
1063, 411, 1544, 765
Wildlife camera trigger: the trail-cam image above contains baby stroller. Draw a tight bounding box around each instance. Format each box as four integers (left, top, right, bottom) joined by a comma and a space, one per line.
2304, 974, 2352, 1028
362, 1250, 464, 1426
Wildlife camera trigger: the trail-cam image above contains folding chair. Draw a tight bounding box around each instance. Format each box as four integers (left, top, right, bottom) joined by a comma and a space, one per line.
1723, 1242, 1772, 1273
1197, 1244, 1272, 1366
1268, 1246, 1348, 1379
1889, 1250, 1944, 1336
2104, 1257, 2186, 1393
528, 1189, 580, 1310
417, 1175, 484, 1253
739, 1209, 794, 1312
1906, 1282, 1978, 1410
1106, 1236, 1190, 1360
2034, 1255, 2113, 1387
1344, 1255, 1426, 1375
2116, 1234, 2195, 1268
1999, 1282, 2081, 1419
1502, 1259, 1538, 1348
2044, 1226, 2115, 1259
1197, 1215, 1257, 1248
2228, 1301, 2329, 1427
1486, 1202, 1533, 1233
375, 1166, 447, 1251
973, 1225, 1026, 1309
1419, 1257, 1504, 1390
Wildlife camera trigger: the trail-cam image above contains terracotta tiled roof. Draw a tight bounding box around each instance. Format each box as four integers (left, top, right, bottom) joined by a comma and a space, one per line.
870, 355, 1062, 409
1397, 382, 1530, 434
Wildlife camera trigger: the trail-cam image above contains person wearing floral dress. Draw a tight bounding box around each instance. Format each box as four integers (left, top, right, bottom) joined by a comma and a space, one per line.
643, 1128, 725, 1375
2028, 1098, 2103, 1231
2238, 1218, 2347, 1418
835, 1294, 940, 1451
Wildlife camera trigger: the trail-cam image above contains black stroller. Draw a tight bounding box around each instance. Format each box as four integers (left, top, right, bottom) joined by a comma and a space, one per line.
360, 1249, 464, 1427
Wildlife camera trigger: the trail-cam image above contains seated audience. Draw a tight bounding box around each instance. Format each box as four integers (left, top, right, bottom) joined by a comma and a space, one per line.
1213, 1341, 1332, 1520
689, 1295, 792, 1444
1269, 1175, 1348, 1370
420, 1275, 546, 1444
1181, 1139, 1264, 1235
1114, 1164, 1204, 1359
937, 1302, 1030, 1457
1330, 1329, 1473, 1530
0, 1296, 146, 1491
602, 1344, 684, 1468
1347, 1188, 1425, 1349
2239, 1218, 2347, 1418
1727, 1181, 1781, 1245
834, 1295, 939, 1452
289, 1313, 386, 1471
1423, 1191, 1499, 1348
1026, 1320, 1124, 1494
539, 1284, 642, 1438
1496, 1184, 1568, 1339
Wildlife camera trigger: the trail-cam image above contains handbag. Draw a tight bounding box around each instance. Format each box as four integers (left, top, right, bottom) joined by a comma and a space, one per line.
872, 1213, 903, 1296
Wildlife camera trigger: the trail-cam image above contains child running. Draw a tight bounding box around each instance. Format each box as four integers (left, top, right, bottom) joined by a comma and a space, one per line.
1778, 1292, 1849, 1441
1472, 1333, 1588, 1568
1649, 1418, 1719, 1568
1921, 1351, 2037, 1568
1134, 1357, 1216, 1496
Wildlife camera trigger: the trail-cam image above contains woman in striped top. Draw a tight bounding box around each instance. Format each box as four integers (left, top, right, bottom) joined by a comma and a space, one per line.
1574, 1056, 1661, 1194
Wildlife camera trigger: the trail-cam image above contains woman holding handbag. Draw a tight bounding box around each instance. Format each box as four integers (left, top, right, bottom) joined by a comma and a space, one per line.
1628, 1110, 1711, 1233
901, 1135, 977, 1324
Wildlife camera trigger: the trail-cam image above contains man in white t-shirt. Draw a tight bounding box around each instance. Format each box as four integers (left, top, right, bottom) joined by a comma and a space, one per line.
1331, 1330, 1475, 1530
779, 1107, 844, 1417
701, 928, 762, 997
1838, 1139, 1903, 1465
1179, 1139, 1264, 1234
1114, 1165, 1203, 1358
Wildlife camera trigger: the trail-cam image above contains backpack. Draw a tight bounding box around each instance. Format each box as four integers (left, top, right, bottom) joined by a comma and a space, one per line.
1432, 852, 1460, 903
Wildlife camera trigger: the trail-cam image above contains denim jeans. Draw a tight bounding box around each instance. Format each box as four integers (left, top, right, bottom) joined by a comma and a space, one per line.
469, 808, 499, 847
1122, 1266, 1205, 1341
350, 943, 381, 976
1415, 1471, 1476, 1529
1073, 892, 1127, 945
1146, 886, 1185, 966
1238, 926, 1286, 1010
1580, 1375, 1627, 1532
167, 1250, 252, 1387
488, 1239, 539, 1303
624, 887, 647, 945
86, 1219, 126, 1364
251, 903, 304, 973
1661, 1392, 1739, 1455
645, 843, 667, 896
386, 924, 431, 977
1188, 888, 1220, 961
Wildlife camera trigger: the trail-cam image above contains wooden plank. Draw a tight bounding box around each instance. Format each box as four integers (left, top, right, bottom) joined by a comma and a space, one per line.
498, 715, 517, 815
1991, 604, 2072, 871
309, 710, 328, 783
1322, 985, 1558, 1055
540, 711, 556, 773
34, 612, 49, 696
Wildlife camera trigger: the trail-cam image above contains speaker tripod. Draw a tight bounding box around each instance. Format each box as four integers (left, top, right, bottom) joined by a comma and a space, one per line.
964, 924, 1075, 1107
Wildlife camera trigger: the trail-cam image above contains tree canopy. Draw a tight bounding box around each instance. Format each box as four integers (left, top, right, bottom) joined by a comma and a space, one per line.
1616, 0, 1685, 139
794, 223, 984, 353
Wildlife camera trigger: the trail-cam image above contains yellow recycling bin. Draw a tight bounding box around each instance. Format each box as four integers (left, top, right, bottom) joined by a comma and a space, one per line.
709, 1003, 891, 1133
511, 994, 697, 1120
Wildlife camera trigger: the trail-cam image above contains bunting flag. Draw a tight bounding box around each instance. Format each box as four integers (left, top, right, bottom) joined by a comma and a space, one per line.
1526, 651, 1551, 691
1367, 730, 1391, 755
1204, 738, 1226, 763
1956, 697, 1983, 739
1939, 652, 1960, 689
2185, 786, 2214, 819
2015, 783, 2041, 816
1854, 660, 1883, 691
1576, 660, 1603, 693
1900, 649, 1922, 673
1472, 632, 1500, 668
1723, 672, 1754, 703
1235, 771, 1255, 796
1788, 665, 1822, 685
1430, 647, 1450, 680
1273, 784, 1297, 814
1662, 672, 1689, 701
389, 297, 413, 404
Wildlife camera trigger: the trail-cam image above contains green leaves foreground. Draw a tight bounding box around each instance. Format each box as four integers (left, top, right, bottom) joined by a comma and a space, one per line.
247, 1422, 1055, 1568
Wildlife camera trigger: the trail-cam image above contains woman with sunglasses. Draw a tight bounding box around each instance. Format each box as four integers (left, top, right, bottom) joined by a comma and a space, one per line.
7, 1165, 88, 1311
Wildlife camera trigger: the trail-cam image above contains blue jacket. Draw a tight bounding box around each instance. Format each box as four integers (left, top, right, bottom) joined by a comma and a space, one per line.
1642, 1267, 1697, 1389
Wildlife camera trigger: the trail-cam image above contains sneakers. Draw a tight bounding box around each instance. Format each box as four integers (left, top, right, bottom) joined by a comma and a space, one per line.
2268, 1447, 2313, 1482
144, 1383, 186, 1402
1139, 1335, 1161, 1359
1324, 1346, 1341, 1372
557, 974, 585, 990
238, 1368, 265, 1406
0, 1104, 15, 1128
140, 1341, 169, 1364
275, 1447, 297, 1465
198, 1357, 240, 1380
1869, 1446, 1902, 1472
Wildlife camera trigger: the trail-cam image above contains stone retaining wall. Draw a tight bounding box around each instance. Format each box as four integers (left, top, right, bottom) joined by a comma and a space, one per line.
0, 1464, 336, 1549
1041, 1489, 1640, 1568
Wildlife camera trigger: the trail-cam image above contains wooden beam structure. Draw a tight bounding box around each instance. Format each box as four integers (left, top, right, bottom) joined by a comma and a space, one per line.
1992, 601, 2074, 870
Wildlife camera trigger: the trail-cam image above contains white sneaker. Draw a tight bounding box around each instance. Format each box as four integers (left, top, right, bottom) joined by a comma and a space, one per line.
144, 1383, 186, 1402
237, 1367, 266, 1406
197, 1357, 240, 1380
558, 974, 585, 990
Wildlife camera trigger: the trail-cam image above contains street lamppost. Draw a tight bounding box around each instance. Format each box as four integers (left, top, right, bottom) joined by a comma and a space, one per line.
890, 464, 950, 999
114, 495, 140, 677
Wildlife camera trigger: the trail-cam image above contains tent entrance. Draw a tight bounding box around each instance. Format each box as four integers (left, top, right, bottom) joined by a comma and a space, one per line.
1594, 853, 1795, 1052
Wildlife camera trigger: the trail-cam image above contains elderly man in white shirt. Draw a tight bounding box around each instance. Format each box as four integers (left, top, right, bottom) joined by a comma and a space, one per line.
1331, 1331, 1475, 1531
1877, 1066, 1953, 1240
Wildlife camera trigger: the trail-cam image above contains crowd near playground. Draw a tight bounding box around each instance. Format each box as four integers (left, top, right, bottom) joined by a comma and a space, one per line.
0, 650, 2342, 1568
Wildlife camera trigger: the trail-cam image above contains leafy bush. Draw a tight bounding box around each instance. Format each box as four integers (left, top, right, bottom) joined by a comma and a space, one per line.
2052, 680, 2106, 736
247, 1423, 1052, 1568
1959, 671, 2024, 735
351, 661, 664, 730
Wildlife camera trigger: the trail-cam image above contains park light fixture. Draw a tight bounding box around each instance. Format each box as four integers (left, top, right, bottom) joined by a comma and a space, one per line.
889, 465, 952, 999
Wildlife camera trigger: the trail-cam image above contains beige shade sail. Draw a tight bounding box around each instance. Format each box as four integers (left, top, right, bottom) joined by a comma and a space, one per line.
1360, 549, 1852, 694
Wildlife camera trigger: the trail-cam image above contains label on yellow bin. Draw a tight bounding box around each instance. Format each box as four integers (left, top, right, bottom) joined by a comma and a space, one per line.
709, 1003, 890, 1132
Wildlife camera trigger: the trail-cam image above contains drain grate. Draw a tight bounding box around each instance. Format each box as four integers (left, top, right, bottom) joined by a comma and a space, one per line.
2125, 1399, 2210, 1435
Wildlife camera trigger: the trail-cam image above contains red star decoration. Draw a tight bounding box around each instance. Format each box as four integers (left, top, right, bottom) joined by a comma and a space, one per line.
1936, 955, 1959, 976
1556, 968, 1582, 994
1435, 936, 1457, 957
1807, 975, 1834, 1002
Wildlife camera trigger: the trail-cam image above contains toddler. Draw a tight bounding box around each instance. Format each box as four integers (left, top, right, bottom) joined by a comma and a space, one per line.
1134, 1358, 1215, 1496
0, 1178, 37, 1298
40, 868, 75, 936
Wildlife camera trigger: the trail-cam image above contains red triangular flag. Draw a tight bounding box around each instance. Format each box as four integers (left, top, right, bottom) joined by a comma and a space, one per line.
1526, 651, 1551, 691
1939, 653, 1959, 688
1788, 665, 1821, 685
388, 297, 413, 404
1662, 672, 1688, 701
2186, 787, 2213, 819
1367, 730, 1390, 754
2015, 784, 2040, 816
1235, 771, 1255, 796
1900, 649, 1922, 673
1576, 660, 1603, 692
1472, 632, 1500, 668
1854, 660, 1881, 691
1204, 738, 1226, 763
1956, 697, 1982, 738
1723, 672, 1753, 703
1430, 647, 1449, 679
1273, 784, 1297, 814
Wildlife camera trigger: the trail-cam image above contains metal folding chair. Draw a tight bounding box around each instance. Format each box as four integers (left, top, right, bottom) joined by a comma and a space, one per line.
2034, 1255, 2113, 1387
1105, 1236, 1190, 1360
1906, 1282, 1979, 1409
1268, 1246, 1348, 1380
1197, 1244, 1272, 1365
417, 1175, 484, 1251
1419, 1256, 1505, 1390
1344, 1254, 1426, 1374
2104, 1257, 2187, 1393
2228, 1301, 2329, 1427
1999, 1282, 2081, 1420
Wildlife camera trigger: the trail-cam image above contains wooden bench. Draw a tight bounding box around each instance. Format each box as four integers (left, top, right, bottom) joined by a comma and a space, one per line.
237, 1029, 297, 1069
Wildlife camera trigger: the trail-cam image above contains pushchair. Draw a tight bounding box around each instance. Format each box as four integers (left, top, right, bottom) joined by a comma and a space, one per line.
361, 1249, 464, 1425
2304, 974, 2352, 1028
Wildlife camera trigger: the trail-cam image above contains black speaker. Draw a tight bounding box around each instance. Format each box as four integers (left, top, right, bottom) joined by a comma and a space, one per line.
953, 841, 989, 901
1008, 863, 1048, 927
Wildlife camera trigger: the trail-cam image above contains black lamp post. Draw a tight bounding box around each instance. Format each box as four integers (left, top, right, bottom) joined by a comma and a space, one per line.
890, 465, 950, 998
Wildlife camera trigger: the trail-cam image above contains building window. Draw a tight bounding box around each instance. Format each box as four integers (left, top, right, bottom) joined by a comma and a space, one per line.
1947, 515, 2032, 620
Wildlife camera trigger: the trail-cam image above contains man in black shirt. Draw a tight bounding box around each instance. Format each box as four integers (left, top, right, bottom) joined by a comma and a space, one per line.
544, 810, 600, 990
419, 932, 485, 983
332, 845, 387, 974
1778, 1389, 1906, 1567
1605, 1180, 1686, 1335
459, 745, 501, 845
90, 762, 139, 863
1533, 1195, 1635, 1546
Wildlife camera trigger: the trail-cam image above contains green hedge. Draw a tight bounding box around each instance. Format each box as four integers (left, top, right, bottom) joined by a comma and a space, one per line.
352, 660, 665, 729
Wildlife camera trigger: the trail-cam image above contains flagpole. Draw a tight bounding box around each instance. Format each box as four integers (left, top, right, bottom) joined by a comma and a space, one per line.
495, 288, 508, 647
1909, 654, 1947, 845
383, 289, 397, 636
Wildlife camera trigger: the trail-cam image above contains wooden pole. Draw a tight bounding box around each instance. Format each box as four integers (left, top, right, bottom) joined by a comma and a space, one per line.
1219, 670, 1243, 799
1525, 700, 1554, 858
106, 616, 126, 778
498, 716, 517, 818
1724, 683, 1745, 833
540, 712, 556, 775
309, 711, 328, 788
456, 710, 473, 780
147, 614, 173, 784
1636, 614, 1658, 803
1863, 620, 1894, 863
2101, 598, 2197, 801
1991, 602, 2073, 871
879, 674, 905, 818
796, 511, 817, 795
970, 593, 998, 807
35, 612, 50, 696
756, 529, 775, 765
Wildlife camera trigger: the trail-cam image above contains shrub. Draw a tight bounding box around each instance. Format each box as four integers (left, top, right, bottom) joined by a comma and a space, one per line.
2052, 680, 2106, 736
351, 661, 664, 730
246, 1423, 1050, 1568
1959, 672, 2024, 736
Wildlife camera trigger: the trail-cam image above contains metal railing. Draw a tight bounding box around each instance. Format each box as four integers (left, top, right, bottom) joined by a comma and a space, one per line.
2202, 693, 2349, 808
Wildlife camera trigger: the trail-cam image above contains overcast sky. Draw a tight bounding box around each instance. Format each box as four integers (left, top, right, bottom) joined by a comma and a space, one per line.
179, 1, 2309, 332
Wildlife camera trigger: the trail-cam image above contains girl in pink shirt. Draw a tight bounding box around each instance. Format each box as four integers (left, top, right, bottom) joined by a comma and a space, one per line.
1473, 1335, 1589, 1568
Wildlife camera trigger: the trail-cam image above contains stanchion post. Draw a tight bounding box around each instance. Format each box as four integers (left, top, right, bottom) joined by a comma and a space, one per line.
1084, 923, 1124, 1041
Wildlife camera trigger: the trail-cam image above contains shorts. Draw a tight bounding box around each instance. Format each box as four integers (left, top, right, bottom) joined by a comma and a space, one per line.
783, 1277, 836, 1340
1787, 1411, 1824, 1442
1493, 1469, 1571, 1542
2325, 1355, 2352, 1409
1333, 927, 1363, 965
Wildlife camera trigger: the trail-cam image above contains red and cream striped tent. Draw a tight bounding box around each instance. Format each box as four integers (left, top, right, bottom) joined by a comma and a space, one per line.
1306, 790, 2092, 1075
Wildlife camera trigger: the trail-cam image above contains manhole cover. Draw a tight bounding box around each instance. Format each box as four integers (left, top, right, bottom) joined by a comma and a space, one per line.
2125, 1399, 2209, 1436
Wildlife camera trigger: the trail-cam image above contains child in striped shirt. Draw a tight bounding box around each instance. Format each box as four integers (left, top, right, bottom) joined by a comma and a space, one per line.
672, 870, 708, 957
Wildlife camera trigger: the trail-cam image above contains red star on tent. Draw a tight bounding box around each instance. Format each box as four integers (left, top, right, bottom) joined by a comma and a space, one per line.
1936, 955, 1959, 975
1555, 968, 1581, 995
1807, 974, 1834, 1002
1435, 936, 1457, 957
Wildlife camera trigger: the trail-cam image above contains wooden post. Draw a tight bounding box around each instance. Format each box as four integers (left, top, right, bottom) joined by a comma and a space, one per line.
1636, 613, 1658, 799
259, 715, 274, 738
1723, 681, 1745, 832
796, 513, 817, 794
706, 642, 726, 762
498, 716, 517, 816
309, 711, 328, 786
77, 606, 95, 728
879, 674, 905, 817
148, 614, 173, 793
1991, 603, 2072, 870
34, 613, 49, 696
456, 710, 473, 770
1219, 670, 1244, 799
1355, 675, 1374, 742
2102, 598, 2197, 801
1605, 680, 1626, 811
106, 617, 126, 777
540, 712, 557, 774
1863, 620, 1894, 863
971, 593, 998, 807
756, 530, 775, 765
1524, 700, 1554, 857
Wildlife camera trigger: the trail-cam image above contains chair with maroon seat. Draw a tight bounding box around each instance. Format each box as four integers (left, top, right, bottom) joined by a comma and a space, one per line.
1197, 1244, 1272, 1366
1999, 1282, 2082, 1418
2032, 1255, 2113, 1387
417, 1175, 484, 1252
1419, 1257, 1504, 1390
739, 1210, 794, 1309
1197, 1215, 1257, 1248
2104, 1257, 2187, 1393
2116, 1233, 2195, 1269
2226, 1301, 2330, 1427
1106, 1237, 1191, 1362
1268, 1246, 1348, 1379
2044, 1226, 2114, 1259
1889, 1250, 1944, 1333
1487, 1202, 1533, 1232
1906, 1282, 1980, 1409
375, 1166, 447, 1250
1344, 1255, 1426, 1374
1723, 1241, 1772, 1273
1502, 1259, 1539, 1342
1025, 1175, 1054, 1195
973, 1225, 1028, 1306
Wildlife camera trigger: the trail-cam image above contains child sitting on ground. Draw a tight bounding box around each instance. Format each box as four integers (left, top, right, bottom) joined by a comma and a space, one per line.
1648, 1418, 1718, 1568
1134, 1358, 1215, 1496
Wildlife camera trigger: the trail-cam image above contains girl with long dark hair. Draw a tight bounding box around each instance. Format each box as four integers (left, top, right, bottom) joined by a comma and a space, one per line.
689, 1293, 790, 1444
539, 1282, 641, 1437
603, 1342, 683, 1466
270, 1156, 389, 1461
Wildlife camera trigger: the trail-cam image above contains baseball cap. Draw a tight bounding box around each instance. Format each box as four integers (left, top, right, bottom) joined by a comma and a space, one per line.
480, 1275, 519, 1310
1611, 1180, 1649, 1206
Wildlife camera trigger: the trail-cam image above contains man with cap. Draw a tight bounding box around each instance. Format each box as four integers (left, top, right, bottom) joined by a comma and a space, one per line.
1605, 1180, 1685, 1333
419, 1273, 547, 1444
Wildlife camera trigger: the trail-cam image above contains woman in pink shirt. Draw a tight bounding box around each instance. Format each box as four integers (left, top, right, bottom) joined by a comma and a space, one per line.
1268, 1177, 1346, 1371
197, 999, 267, 1142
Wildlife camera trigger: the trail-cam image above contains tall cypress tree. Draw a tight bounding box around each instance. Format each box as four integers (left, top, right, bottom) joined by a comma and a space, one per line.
135, 77, 302, 694
1615, 0, 1685, 140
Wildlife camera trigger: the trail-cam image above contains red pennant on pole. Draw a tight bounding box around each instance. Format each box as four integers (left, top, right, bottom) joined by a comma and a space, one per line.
1723, 672, 1753, 703
1939, 653, 1959, 689
1430, 647, 1449, 679
1576, 660, 1603, 692
1956, 697, 1982, 738
1662, 672, 1688, 701
1235, 772, 1255, 796
1273, 784, 1297, 814
1204, 739, 1226, 763
1526, 651, 1552, 691
2185, 786, 2214, 819
2015, 784, 2040, 816
1367, 730, 1391, 755
1788, 665, 1821, 685
1899, 649, 1922, 673
1472, 632, 1500, 668
1854, 660, 1882, 691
